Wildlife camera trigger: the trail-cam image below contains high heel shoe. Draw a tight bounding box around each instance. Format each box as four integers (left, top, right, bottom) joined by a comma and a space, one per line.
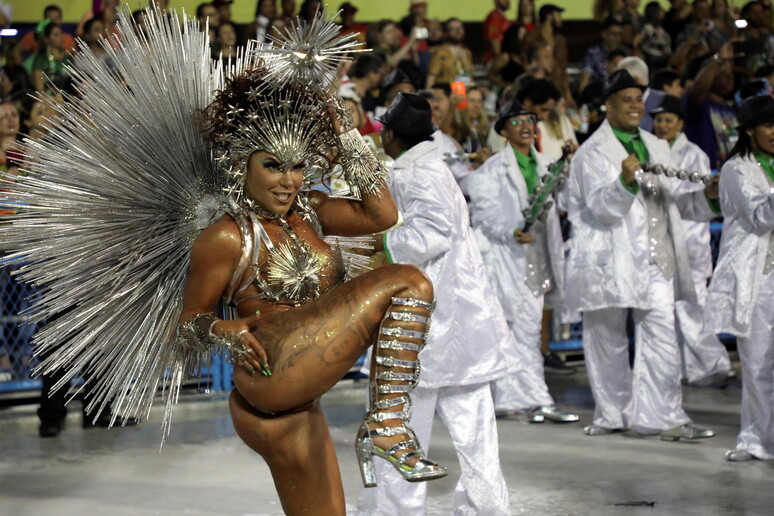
356, 296, 447, 488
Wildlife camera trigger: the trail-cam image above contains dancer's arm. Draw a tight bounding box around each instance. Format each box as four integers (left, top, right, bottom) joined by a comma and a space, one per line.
178, 216, 267, 370
310, 187, 399, 237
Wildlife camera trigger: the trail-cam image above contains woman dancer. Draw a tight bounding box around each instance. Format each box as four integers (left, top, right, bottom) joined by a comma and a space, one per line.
179, 71, 447, 514
0, 7, 445, 516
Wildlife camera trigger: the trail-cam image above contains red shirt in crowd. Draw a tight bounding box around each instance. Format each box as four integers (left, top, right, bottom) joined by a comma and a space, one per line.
482, 9, 511, 63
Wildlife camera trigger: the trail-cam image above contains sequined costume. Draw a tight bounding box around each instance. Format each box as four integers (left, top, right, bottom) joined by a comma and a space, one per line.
565, 120, 715, 433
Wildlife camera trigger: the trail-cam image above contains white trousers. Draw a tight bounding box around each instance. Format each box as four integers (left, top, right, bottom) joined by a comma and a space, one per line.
491, 290, 554, 412
583, 265, 691, 433
674, 270, 731, 383
355, 382, 511, 516
736, 269, 774, 459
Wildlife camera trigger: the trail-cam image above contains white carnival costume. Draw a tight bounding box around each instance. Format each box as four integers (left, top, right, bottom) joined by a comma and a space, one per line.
670, 132, 732, 384
566, 120, 714, 433
467, 145, 564, 413
356, 135, 515, 515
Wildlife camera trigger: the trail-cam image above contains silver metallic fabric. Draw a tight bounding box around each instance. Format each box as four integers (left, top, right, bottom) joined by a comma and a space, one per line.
431, 129, 473, 196
583, 265, 691, 433
735, 269, 774, 460
670, 133, 731, 383
706, 154, 774, 337
565, 120, 710, 314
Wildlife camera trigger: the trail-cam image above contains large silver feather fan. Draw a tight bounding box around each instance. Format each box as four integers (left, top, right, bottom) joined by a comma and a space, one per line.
0, 6, 259, 440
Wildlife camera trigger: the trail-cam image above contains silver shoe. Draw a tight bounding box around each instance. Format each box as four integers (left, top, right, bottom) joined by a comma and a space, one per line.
530, 405, 579, 423
660, 423, 715, 441
357, 297, 447, 488
725, 449, 755, 462
583, 424, 617, 436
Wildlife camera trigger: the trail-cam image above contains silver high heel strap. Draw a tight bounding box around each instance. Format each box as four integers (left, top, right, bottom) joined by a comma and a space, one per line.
386, 311, 429, 324
381, 327, 428, 340
369, 410, 408, 422
376, 356, 417, 369
385, 439, 418, 456
371, 425, 409, 437
391, 297, 434, 311
374, 395, 410, 410
378, 384, 413, 394
379, 340, 422, 352
377, 371, 417, 382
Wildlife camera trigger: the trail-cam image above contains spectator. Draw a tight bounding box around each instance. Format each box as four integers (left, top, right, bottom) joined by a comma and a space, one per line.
279, 0, 296, 23
523, 4, 574, 106
196, 2, 220, 42
25, 21, 70, 93
214, 21, 239, 59
0, 66, 34, 104
340, 52, 386, 128
17, 5, 76, 57
426, 18, 473, 88
755, 63, 774, 88
578, 17, 629, 95
298, 0, 321, 25
76, 0, 119, 39
0, 2, 10, 28
483, 0, 512, 63
635, 1, 673, 70
213, 0, 233, 25
76, 17, 112, 71
465, 86, 491, 152
515, 0, 537, 39
368, 20, 419, 69
709, 0, 738, 41
593, 0, 626, 22
338, 2, 367, 45
539, 95, 579, 161
664, 0, 694, 45
0, 100, 20, 176
488, 25, 525, 89
399, 0, 429, 38
684, 42, 738, 169
737, 0, 774, 76
676, 0, 728, 52
245, 0, 275, 43
653, 68, 685, 97
379, 68, 417, 111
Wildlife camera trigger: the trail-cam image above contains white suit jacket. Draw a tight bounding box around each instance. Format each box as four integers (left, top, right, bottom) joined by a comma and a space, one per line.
671, 132, 714, 280
564, 120, 713, 313
467, 144, 565, 319
706, 154, 774, 338
384, 139, 518, 388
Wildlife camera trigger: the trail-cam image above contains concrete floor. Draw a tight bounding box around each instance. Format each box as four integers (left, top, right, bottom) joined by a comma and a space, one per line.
0, 368, 772, 516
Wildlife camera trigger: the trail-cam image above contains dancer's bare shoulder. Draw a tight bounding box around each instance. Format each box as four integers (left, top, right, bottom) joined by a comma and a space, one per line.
191, 214, 242, 268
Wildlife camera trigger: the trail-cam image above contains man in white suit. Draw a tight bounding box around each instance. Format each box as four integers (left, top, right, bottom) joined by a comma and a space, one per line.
566, 70, 717, 440
356, 92, 513, 515
467, 99, 579, 424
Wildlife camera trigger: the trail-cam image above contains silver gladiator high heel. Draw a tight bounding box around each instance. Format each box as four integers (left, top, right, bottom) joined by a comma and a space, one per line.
355, 297, 447, 488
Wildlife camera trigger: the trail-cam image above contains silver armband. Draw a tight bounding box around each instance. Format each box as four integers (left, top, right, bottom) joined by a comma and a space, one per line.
338, 128, 388, 198
176, 313, 249, 362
